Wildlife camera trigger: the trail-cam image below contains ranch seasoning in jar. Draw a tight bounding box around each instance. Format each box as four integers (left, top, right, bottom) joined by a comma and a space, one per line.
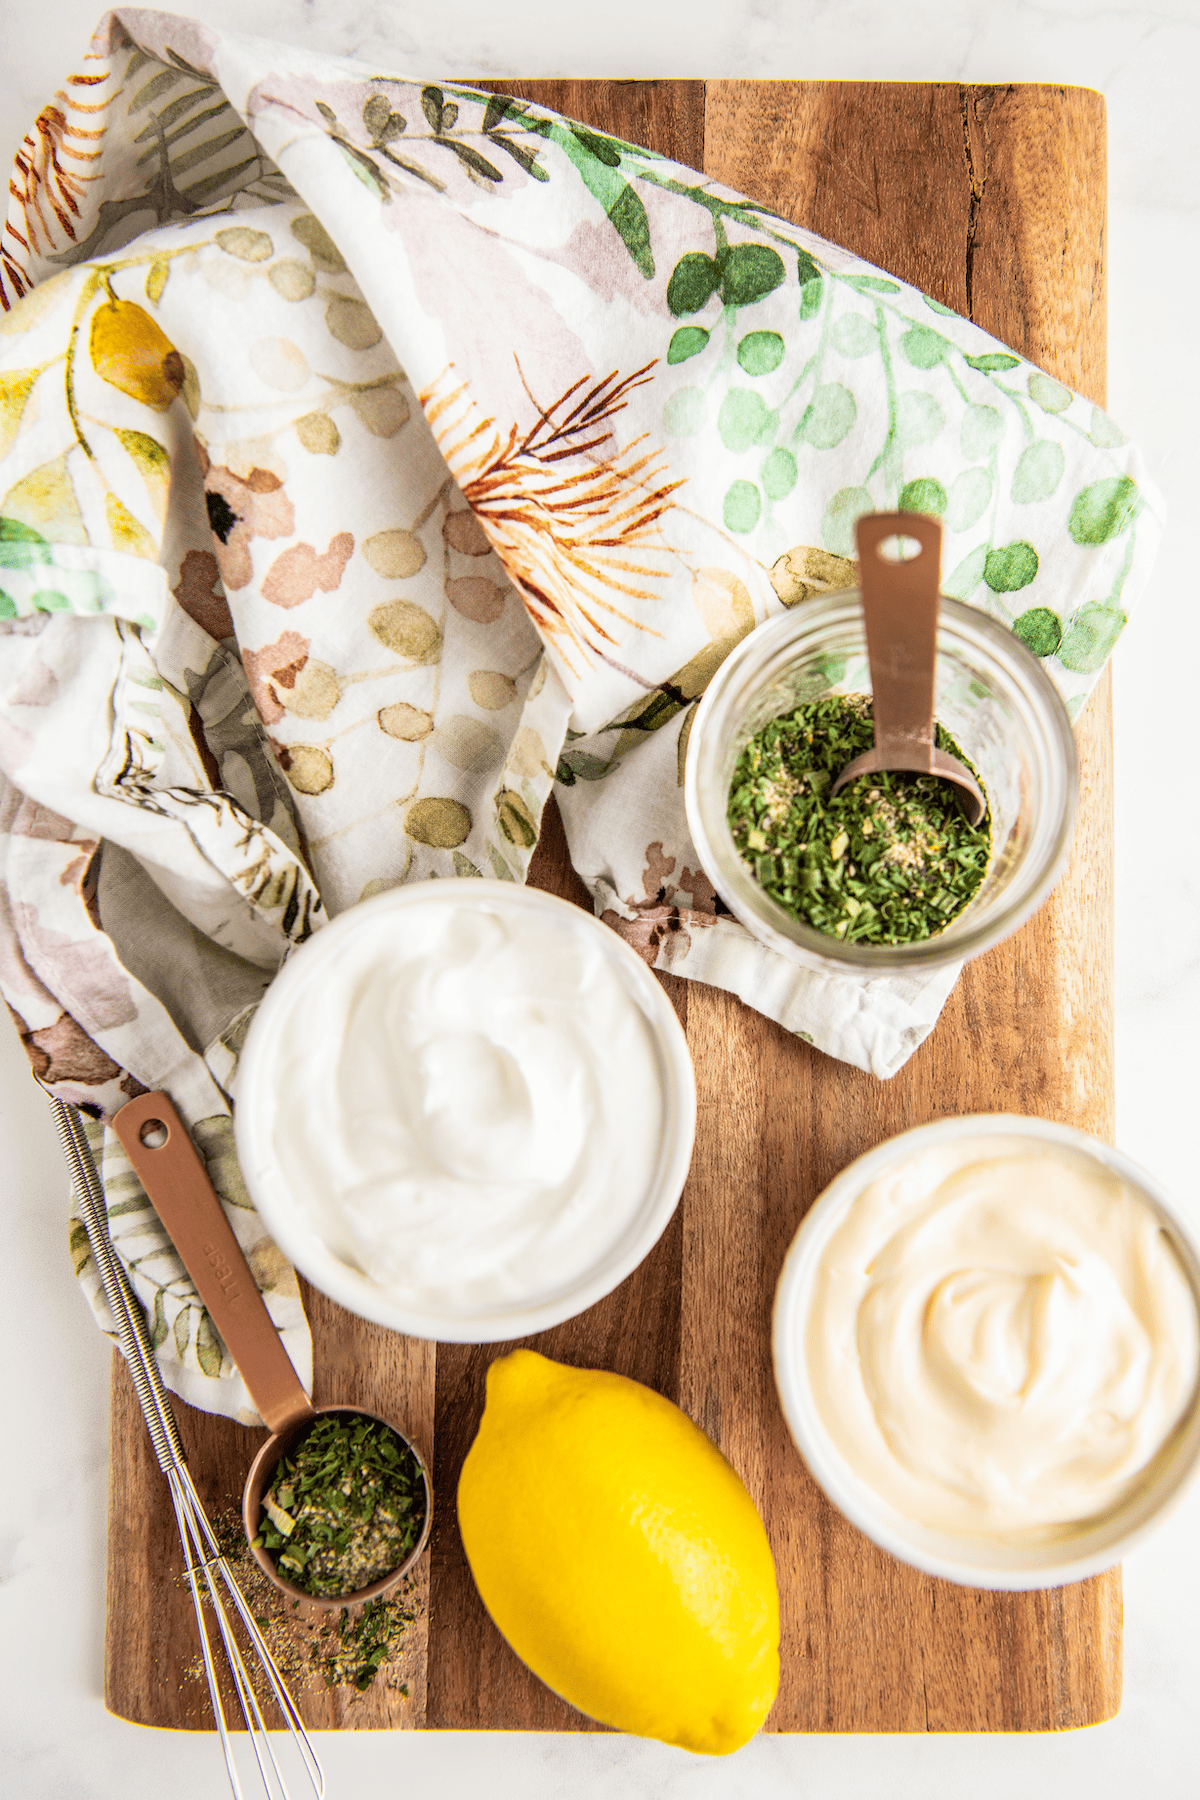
726, 694, 991, 944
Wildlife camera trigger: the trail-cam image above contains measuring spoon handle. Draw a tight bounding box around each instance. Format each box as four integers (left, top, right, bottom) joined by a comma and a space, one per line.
856, 511, 942, 759
113, 1091, 315, 1438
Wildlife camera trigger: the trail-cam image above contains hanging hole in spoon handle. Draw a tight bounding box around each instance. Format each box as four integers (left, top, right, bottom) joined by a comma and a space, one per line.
829, 511, 987, 827
112, 1091, 432, 1614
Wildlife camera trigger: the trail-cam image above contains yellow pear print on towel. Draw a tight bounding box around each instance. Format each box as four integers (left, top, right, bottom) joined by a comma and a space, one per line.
89, 299, 184, 412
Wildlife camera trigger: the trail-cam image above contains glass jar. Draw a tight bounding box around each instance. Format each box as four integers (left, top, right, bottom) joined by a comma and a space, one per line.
684, 590, 1079, 974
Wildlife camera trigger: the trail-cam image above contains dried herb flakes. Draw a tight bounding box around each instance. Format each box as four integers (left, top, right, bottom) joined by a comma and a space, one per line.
727, 694, 990, 944
181, 1505, 418, 1701
254, 1412, 426, 1599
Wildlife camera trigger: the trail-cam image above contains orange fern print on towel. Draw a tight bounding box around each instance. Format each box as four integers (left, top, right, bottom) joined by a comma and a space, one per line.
420, 361, 682, 678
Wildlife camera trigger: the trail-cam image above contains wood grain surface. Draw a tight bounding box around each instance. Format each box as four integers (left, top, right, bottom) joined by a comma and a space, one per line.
105, 80, 1121, 1736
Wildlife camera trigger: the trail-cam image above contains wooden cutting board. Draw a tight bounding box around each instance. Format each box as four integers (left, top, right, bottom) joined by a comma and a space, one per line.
105, 79, 1120, 1735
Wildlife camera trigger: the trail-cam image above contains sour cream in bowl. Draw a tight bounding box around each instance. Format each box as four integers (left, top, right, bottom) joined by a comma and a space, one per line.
772, 1115, 1200, 1588
235, 882, 695, 1342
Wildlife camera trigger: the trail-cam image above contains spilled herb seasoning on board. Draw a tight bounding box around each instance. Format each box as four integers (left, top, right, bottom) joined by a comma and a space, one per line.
181, 1506, 418, 1699
254, 1412, 426, 1599
727, 694, 991, 944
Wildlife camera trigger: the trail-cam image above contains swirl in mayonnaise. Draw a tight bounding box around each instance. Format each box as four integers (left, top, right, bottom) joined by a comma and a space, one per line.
803, 1142, 1200, 1538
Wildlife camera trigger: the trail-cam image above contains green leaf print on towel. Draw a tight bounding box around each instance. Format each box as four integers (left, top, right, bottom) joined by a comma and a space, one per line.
667, 253, 721, 316
1058, 602, 1126, 673
668, 326, 709, 364
1011, 440, 1066, 505
898, 477, 947, 517
718, 389, 775, 454
1068, 477, 1139, 546
1012, 607, 1063, 657
724, 480, 761, 533
985, 542, 1039, 593
737, 331, 786, 376
667, 245, 786, 313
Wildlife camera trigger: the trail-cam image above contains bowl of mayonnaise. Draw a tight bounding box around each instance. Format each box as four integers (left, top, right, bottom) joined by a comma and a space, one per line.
235, 881, 696, 1343
772, 1115, 1200, 1588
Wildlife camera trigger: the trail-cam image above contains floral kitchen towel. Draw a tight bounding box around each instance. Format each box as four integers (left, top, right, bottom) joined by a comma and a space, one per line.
0, 12, 1161, 1413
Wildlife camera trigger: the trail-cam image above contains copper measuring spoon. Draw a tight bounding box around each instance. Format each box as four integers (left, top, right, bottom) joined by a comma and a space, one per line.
829, 511, 987, 826
112, 1089, 432, 1612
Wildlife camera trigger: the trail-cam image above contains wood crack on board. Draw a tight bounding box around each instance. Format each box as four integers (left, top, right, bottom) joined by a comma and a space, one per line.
959, 85, 1008, 322
959, 85, 988, 321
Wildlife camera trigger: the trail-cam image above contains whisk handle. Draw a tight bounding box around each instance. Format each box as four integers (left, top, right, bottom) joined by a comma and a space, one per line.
50, 1093, 186, 1474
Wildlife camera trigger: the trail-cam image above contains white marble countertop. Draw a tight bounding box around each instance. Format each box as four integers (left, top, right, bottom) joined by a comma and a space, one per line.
1, 3, 1197, 1795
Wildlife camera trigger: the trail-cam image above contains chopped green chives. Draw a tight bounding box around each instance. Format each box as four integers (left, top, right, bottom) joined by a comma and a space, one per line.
726, 694, 991, 945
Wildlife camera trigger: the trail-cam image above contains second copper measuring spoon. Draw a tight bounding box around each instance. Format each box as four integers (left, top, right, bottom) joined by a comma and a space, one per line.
830, 511, 987, 825
113, 1089, 432, 1611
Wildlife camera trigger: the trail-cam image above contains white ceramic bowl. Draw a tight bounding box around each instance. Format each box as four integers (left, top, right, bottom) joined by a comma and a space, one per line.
772, 1115, 1200, 1589
235, 881, 696, 1344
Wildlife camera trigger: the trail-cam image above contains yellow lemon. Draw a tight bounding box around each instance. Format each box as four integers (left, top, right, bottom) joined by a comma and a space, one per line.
89, 299, 184, 411
457, 1349, 779, 1754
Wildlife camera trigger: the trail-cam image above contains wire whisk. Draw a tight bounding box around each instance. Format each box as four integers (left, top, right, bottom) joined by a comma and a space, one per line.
51, 1093, 325, 1800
